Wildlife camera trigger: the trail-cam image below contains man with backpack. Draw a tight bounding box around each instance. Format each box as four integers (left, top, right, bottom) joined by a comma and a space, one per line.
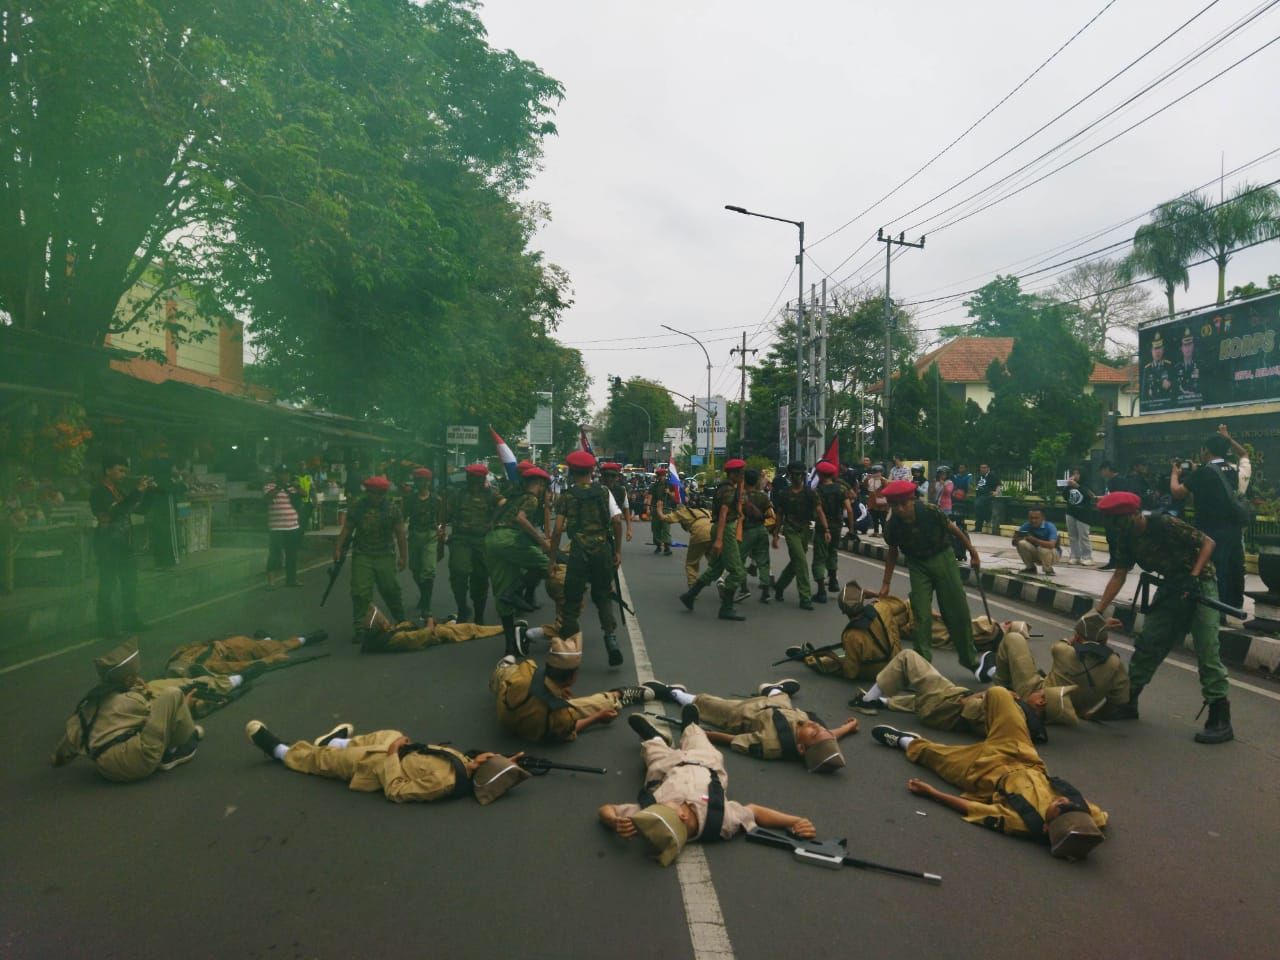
1169, 432, 1248, 610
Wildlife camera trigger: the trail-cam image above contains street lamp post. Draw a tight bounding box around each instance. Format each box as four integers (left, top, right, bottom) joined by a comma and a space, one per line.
725, 204, 804, 464
660, 323, 715, 475
618, 400, 651, 466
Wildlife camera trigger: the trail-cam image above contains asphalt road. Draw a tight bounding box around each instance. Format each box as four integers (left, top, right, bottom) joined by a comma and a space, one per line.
3, 535, 1279, 960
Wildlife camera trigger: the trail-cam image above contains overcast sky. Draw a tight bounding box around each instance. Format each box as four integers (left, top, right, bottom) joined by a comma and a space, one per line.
480, 0, 1280, 414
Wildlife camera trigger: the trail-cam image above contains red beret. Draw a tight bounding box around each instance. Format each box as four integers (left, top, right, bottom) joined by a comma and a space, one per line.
464, 463, 489, 477
523, 467, 551, 481
565, 451, 596, 470
363, 475, 391, 491
655, 465, 668, 474
815, 461, 838, 476
600, 461, 621, 472
882, 480, 917, 501
516, 460, 534, 474
1097, 491, 1141, 516
723, 458, 746, 471
412, 467, 432, 479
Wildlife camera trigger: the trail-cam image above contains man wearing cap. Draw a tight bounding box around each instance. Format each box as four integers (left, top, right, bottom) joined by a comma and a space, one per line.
657, 498, 714, 587
444, 464, 503, 624
813, 461, 853, 599
740, 468, 775, 602
486, 466, 553, 656
648, 466, 674, 556
679, 459, 749, 621
358, 604, 506, 653
878, 479, 980, 670
165, 628, 326, 678
600, 462, 634, 543
1142, 331, 1174, 405
976, 612, 1131, 721
244, 720, 529, 805
263, 463, 303, 589
402, 467, 444, 617
783, 582, 905, 681
771, 461, 829, 610
52, 639, 204, 781
1093, 490, 1233, 743
335, 476, 408, 643
490, 633, 650, 742
871, 685, 1107, 860
598, 709, 817, 866
551, 450, 625, 665
645, 678, 856, 772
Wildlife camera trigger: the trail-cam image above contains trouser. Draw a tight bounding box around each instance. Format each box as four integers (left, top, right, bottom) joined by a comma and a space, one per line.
284, 729, 401, 784
694, 691, 792, 732
94, 536, 139, 635
561, 547, 616, 638
694, 534, 745, 597
166, 635, 302, 676
812, 530, 836, 585
448, 535, 489, 620
148, 493, 178, 566
906, 549, 977, 668
407, 531, 439, 613
488, 660, 622, 734
876, 649, 973, 732
903, 687, 1043, 794
685, 534, 712, 586
640, 723, 724, 783
1015, 540, 1056, 572
741, 525, 771, 585
267, 528, 300, 582
94, 686, 197, 782
651, 516, 671, 546
485, 528, 546, 617
774, 529, 813, 601
1197, 522, 1245, 610
366, 621, 504, 653
539, 562, 586, 639
1128, 578, 1229, 701
973, 495, 993, 533
351, 553, 405, 630
994, 629, 1045, 698
1065, 515, 1094, 562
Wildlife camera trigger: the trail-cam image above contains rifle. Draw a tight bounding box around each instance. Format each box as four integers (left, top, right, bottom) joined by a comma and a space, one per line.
320, 538, 350, 607
516, 756, 607, 776
603, 500, 633, 625
772, 641, 843, 667
746, 827, 942, 885
1130, 571, 1246, 620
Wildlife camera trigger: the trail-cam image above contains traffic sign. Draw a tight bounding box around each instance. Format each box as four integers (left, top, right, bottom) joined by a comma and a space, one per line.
446, 425, 479, 446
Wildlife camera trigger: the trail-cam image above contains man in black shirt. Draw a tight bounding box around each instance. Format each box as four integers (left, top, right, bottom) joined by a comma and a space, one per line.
1170, 434, 1246, 609
972, 465, 1000, 534
89, 455, 155, 638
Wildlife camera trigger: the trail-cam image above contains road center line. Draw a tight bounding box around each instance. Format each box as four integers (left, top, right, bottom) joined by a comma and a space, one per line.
616, 567, 736, 960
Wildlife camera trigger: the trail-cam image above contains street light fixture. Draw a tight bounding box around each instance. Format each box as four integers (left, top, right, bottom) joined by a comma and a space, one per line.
724, 204, 805, 463
660, 323, 715, 475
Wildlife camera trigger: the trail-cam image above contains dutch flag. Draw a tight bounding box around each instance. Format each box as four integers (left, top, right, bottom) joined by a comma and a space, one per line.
490, 426, 519, 484
579, 428, 594, 456
666, 458, 683, 504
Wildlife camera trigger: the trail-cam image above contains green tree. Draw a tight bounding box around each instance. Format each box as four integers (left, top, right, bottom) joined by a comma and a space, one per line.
1228, 273, 1280, 301
1124, 200, 1196, 318
943, 275, 1044, 340
599, 377, 682, 463
1178, 184, 1280, 305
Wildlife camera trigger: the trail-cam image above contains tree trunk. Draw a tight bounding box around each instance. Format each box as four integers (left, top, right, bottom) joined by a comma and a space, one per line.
1165, 283, 1176, 319
1217, 257, 1227, 306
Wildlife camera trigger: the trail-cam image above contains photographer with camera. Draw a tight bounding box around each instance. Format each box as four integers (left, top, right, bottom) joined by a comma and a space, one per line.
90, 454, 156, 639
1169, 431, 1248, 611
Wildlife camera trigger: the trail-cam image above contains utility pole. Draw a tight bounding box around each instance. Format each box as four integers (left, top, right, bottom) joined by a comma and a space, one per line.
877, 228, 925, 461
729, 331, 758, 458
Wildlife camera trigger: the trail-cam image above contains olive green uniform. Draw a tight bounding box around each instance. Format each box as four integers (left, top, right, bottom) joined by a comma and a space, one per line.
283, 730, 474, 803
1109, 513, 1228, 702
740, 490, 773, 589
693, 479, 746, 611
773, 485, 820, 602
884, 502, 976, 669
485, 490, 548, 618
537, 561, 587, 640
556, 485, 618, 639
995, 630, 1130, 717
404, 489, 442, 615
649, 480, 674, 547
490, 658, 622, 742
693, 691, 822, 762
346, 495, 406, 632
52, 681, 200, 783
447, 484, 501, 622
813, 479, 850, 586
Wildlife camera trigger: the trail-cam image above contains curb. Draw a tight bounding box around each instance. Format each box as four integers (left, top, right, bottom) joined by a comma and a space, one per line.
839, 537, 1276, 674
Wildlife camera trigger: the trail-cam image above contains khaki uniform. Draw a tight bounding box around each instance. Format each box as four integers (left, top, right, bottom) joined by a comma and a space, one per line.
52, 681, 199, 782
878, 649, 987, 734
668, 504, 713, 587
905, 686, 1108, 839
610, 724, 757, 841
693, 692, 818, 761
165, 635, 303, 677
930, 615, 1004, 654
996, 632, 1130, 718
363, 620, 504, 653
803, 596, 908, 680
283, 729, 472, 803
490, 658, 620, 742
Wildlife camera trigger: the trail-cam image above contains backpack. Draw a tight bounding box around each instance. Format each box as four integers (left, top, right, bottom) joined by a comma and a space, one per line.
1205, 463, 1252, 527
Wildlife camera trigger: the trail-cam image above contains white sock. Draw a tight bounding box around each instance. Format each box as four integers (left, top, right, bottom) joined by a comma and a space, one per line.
764, 687, 784, 698
326, 737, 350, 749
297, 636, 306, 645
271, 744, 288, 761
229, 675, 244, 689
527, 626, 546, 641
671, 690, 695, 707
865, 683, 884, 701
897, 735, 915, 751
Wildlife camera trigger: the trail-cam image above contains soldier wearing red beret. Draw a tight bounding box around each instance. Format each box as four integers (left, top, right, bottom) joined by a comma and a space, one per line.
680, 459, 749, 621
334, 476, 408, 642
444, 464, 503, 624
599, 462, 633, 544
403, 467, 444, 617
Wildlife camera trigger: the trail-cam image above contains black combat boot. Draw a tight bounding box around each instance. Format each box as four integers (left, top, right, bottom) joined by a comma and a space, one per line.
813, 585, 828, 604
1105, 683, 1142, 721
760, 582, 772, 604
501, 615, 519, 657
663, 544, 672, 556
774, 581, 785, 602
717, 586, 746, 622
679, 581, 705, 610
1194, 698, 1234, 744
603, 633, 624, 667
827, 572, 839, 593
474, 600, 486, 626
653, 543, 663, 555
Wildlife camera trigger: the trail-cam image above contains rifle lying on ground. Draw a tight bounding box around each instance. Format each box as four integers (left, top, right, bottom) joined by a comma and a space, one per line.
746, 827, 942, 885
517, 756, 607, 776
1131, 571, 1247, 621
320, 538, 351, 607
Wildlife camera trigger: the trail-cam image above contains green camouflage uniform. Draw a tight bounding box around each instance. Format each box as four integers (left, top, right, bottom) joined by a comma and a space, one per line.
557, 485, 618, 638
447, 484, 501, 622
403, 489, 441, 615
773, 484, 819, 602
693, 479, 746, 611
485, 490, 548, 618
741, 489, 773, 587
649, 480, 673, 547
1110, 513, 1228, 701
347, 495, 406, 631
813, 479, 850, 587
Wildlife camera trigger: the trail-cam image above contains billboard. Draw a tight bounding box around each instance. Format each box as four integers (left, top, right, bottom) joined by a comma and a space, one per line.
693, 394, 728, 452
1138, 292, 1280, 414
526, 391, 553, 446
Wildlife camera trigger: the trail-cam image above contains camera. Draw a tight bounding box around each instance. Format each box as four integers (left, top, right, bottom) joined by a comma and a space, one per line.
1176, 460, 1193, 473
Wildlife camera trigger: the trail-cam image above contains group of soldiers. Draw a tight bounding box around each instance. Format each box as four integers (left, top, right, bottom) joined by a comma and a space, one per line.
50, 452, 1238, 870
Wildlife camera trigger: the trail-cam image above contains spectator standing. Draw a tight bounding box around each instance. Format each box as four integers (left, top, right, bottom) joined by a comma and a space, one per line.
972, 464, 1001, 533
1169, 433, 1246, 610
1062, 467, 1096, 565
932, 467, 954, 514
864, 465, 887, 536
1012, 508, 1060, 576
1096, 461, 1127, 570
89, 455, 155, 639
888, 456, 911, 482
264, 464, 303, 589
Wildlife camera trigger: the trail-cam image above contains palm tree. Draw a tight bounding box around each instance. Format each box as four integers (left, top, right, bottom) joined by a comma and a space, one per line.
1125, 200, 1195, 319
1179, 183, 1280, 305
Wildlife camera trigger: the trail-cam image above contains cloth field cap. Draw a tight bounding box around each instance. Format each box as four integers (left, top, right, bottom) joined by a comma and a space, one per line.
803, 736, 846, 773
882, 480, 917, 502
815, 461, 838, 477
94, 638, 140, 682
464, 463, 489, 477
1048, 810, 1104, 861
633, 804, 689, 866
523, 467, 551, 482
1074, 610, 1111, 644
837, 580, 867, 617
363, 475, 391, 491
516, 460, 535, 475
972, 616, 1004, 647
600, 461, 621, 472
412, 467, 433, 480
566, 450, 596, 470
1043, 686, 1079, 726
546, 632, 583, 670
1097, 491, 1141, 515
471, 756, 531, 806
723, 458, 746, 472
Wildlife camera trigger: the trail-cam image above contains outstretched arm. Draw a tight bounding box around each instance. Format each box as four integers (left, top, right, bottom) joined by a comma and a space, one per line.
598, 804, 638, 838
907, 778, 974, 816
747, 804, 816, 839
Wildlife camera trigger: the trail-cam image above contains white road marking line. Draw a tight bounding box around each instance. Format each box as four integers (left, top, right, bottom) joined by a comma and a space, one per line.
839, 549, 1280, 704
0, 559, 330, 676
616, 567, 736, 960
